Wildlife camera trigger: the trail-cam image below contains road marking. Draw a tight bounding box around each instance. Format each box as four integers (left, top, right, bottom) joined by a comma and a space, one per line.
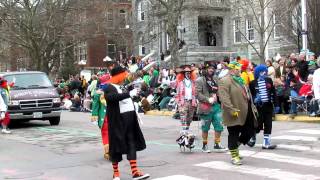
195, 161, 320, 180
289, 129, 320, 135
255, 144, 320, 152
239, 150, 320, 167
272, 135, 318, 141
153, 175, 203, 180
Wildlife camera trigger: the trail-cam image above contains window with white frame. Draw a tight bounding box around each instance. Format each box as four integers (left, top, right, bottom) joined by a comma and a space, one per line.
273, 14, 282, 38
234, 18, 241, 43
246, 18, 254, 41
138, 1, 145, 21
139, 36, 145, 56
76, 41, 87, 62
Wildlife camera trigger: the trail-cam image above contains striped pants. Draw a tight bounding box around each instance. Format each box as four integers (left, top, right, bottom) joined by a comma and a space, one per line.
179, 100, 195, 131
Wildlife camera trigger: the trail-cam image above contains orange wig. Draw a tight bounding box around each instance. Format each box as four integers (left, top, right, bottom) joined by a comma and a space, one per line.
110, 71, 129, 84
176, 71, 197, 82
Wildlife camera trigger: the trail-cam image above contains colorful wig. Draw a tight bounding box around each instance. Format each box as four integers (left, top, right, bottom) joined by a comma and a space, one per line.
239, 59, 250, 71
254, 64, 268, 79
110, 71, 129, 85
176, 71, 197, 82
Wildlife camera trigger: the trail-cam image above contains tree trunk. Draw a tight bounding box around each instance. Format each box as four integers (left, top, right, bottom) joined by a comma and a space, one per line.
259, 0, 266, 64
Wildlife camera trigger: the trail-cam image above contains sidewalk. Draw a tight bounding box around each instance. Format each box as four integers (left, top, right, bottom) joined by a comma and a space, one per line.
145, 110, 320, 123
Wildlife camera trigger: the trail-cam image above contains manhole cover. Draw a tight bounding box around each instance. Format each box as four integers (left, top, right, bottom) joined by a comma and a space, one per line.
132, 160, 168, 167
5, 172, 44, 179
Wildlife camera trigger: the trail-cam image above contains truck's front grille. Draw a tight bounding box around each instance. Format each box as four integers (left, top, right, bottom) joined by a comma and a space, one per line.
19, 99, 53, 109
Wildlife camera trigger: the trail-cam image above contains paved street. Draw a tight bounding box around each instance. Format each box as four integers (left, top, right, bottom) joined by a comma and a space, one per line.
1, 112, 320, 180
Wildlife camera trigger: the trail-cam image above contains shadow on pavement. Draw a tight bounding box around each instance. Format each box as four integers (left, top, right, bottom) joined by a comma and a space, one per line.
9, 120, 51, 129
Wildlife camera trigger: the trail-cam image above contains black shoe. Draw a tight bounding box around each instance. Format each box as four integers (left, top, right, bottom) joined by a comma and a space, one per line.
247, 137, 256, 147
262, 144, 277, 149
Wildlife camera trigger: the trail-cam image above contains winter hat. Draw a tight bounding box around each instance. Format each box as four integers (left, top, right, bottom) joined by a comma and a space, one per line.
227, 61, 242, 70
254, 64, 268, 79
110, 66, 127, 76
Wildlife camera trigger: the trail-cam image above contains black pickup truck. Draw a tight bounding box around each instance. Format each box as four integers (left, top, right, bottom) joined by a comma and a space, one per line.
1, 71, 62, 125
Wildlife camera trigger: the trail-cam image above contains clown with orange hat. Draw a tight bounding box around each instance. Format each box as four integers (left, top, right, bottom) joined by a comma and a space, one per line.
103, 65, 150, 180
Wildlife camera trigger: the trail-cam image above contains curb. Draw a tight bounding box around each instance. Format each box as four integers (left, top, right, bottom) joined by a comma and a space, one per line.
275, 114, 320, 123
145, 110, 175, 116
145, 111, 320, 123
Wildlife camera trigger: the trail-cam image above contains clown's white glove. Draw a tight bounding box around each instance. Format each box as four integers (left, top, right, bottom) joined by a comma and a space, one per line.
208, 97, 215, 104
0, 112, 5, 119
129, 89, 138, 98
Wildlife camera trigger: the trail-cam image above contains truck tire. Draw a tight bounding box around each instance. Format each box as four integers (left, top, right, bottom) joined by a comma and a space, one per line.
49, 117, 60, 126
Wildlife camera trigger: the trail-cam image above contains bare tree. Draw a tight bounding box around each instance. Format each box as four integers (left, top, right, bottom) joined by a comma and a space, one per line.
306, 0, 320, 54
0, 0, 83, 73
151, 0, 186, 68
232, 0, 297, 64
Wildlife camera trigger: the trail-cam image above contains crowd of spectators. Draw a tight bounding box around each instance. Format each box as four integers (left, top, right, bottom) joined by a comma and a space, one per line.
53, 51, 320, 118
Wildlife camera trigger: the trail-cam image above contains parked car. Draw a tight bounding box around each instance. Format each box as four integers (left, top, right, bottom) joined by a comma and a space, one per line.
1, 71, 62, 125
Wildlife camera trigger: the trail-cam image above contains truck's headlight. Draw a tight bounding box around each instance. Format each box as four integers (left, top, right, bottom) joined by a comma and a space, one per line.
53, 98, 61, 103
9, 100, 19, 106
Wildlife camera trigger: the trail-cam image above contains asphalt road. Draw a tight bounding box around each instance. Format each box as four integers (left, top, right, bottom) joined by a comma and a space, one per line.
1, 112, 320, 180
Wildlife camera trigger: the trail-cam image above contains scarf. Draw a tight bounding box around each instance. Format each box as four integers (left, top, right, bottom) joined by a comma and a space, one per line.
232, 75, 245, 86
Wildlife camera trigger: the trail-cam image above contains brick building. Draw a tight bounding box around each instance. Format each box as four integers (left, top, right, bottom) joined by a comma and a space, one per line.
74, 0, 133, 70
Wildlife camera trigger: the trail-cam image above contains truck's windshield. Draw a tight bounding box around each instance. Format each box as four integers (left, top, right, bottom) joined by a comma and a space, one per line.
4, 73, 53, 90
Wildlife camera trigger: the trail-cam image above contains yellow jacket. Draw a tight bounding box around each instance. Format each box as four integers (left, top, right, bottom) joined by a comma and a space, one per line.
241, 71, 254, 85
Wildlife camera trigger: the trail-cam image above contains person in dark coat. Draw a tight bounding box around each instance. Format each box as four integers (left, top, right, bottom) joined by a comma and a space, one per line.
104, 66, 150, 180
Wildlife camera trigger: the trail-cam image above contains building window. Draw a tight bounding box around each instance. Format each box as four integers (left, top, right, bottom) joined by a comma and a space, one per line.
139, 46, 145, 56
246, 18, 254, 41
107, 41, 116, 59
138, 2, 145, 21
274, 13, 283, 38
119, 9, 127, 29
76, 41, 87, 62
139, 36, 145, 56
234, 19, 241, 43
107, 10, 113, 21
79, 11, 87, 23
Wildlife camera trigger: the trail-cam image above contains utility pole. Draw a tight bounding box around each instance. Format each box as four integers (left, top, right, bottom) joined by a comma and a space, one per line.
301, 0, 307, 52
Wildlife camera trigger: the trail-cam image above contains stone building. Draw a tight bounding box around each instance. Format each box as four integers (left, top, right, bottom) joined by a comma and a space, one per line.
132, 0, 300, 65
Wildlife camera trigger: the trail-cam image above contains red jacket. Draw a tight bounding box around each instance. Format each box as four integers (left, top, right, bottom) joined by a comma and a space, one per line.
299, 84, 313, 96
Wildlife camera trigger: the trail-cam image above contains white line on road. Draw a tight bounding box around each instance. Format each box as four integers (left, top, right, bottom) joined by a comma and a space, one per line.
272, 135, 318, 141
195, 161, 320, 180
255, 144, 320, 152
240, 150, 320, 167
153, 175, 203, 180
289, 129, 320, 135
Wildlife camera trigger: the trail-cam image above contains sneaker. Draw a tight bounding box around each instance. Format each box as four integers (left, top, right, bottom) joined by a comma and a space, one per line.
310, 112, 316, 117
247, 138, 256, 147
231, 157, 242, 166
132, 171, 150, 180
213, 143, 227, 152
202, 144, 211, 153
262, 144, 277, 149
113, 177, 120, 180
2, 128, 11, 134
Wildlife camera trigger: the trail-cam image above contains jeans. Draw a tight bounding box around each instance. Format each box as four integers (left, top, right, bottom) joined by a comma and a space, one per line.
290, 90, 305, 114
159, 96, 172, 110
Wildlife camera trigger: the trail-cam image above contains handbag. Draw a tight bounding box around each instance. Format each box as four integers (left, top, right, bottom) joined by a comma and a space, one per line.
246, 86, 259, 128
199, 102, 211, 113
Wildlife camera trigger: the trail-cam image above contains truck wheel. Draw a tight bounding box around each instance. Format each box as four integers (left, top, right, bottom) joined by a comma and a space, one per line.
49, 117, 60, 126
